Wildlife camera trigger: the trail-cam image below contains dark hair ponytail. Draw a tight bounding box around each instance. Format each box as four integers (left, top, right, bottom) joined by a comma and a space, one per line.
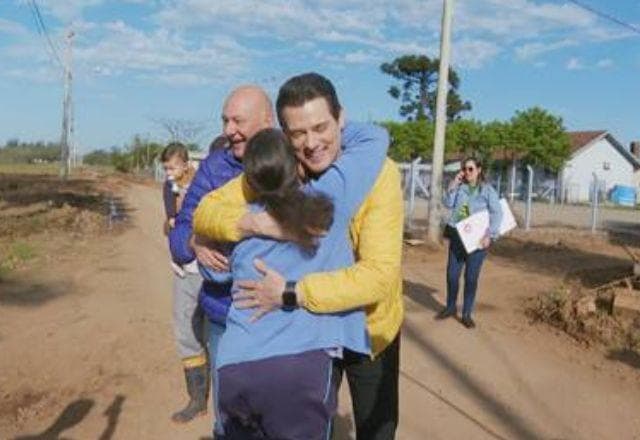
243, 129, 334, 250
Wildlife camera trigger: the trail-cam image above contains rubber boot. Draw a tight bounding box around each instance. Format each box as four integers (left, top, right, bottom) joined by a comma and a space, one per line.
171, 364, 209, 423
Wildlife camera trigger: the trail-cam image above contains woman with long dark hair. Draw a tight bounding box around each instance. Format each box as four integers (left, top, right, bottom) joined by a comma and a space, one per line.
437, 157, 502, 329
210, 128, 373, 439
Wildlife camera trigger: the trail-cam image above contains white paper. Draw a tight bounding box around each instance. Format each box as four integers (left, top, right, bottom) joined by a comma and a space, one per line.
454, 199, 517, 253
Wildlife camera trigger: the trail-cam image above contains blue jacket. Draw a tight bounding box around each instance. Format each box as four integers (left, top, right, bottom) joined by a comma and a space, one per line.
216, 121, 388, 368
169, 147, 243, 264
169, 146, 243, 324
443, 182, 503, 239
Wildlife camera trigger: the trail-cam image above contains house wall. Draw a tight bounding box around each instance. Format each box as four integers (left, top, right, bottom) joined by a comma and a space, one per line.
561, 138, 635, 202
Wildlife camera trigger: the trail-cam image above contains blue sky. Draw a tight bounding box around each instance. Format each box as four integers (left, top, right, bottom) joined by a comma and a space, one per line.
0, 0, 638, 153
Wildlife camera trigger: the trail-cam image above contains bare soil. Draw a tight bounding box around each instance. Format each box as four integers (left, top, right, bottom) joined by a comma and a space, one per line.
1, 172, 640, 439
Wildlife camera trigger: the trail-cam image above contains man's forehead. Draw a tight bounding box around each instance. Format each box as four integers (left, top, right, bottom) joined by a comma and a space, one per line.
283, 99, 335, 129
223, 88, 269, 116
223, 96, 251, 116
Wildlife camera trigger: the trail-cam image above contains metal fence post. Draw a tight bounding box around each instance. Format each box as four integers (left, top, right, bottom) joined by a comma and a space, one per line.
509, 160, 517, 202
408, 158, 419, 229
591, 176, 597, 232
525, 165, 534, 231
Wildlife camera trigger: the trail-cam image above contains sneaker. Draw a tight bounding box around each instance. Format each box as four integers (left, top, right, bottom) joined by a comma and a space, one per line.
435, 308, 456, 320
461, 316, 476, 329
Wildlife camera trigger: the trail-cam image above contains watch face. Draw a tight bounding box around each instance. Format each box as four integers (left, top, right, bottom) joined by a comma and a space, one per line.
282, 291, 297, 311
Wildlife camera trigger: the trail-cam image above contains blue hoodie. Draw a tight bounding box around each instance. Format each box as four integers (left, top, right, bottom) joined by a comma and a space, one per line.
203, 122, 389, 368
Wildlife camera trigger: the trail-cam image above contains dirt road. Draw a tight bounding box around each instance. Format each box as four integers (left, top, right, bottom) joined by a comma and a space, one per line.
2, 182, 640, 439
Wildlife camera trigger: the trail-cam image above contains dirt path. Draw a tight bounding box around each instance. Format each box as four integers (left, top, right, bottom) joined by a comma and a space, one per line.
1, 183, 640, 439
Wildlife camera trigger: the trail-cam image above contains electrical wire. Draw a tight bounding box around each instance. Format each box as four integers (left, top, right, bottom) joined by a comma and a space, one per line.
27, 0, 63, 68
566, 0, 640, 36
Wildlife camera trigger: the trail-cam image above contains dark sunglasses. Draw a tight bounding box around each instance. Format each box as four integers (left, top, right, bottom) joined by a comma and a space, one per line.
463, 167, 476, 172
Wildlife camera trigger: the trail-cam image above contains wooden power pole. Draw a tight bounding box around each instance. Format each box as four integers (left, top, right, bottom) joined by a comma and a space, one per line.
59, 28, 74, 179
427, 0, 454, 244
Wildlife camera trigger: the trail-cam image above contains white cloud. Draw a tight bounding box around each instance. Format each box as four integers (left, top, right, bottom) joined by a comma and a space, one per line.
154, 72, 212, 87
0, 18, 29, 36
318, 49, 382, 65
34, 0, 105, 21
515, 39, 578, 60
596, 58, 613, 69
73, 21, 250, 82
566, 57, 584, 70
2, 65, 61, 83
453, 39, 501, 69
3, 0, 635, 85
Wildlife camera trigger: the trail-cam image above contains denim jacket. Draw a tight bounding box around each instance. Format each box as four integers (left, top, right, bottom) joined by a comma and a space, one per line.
443, 182, 503, 239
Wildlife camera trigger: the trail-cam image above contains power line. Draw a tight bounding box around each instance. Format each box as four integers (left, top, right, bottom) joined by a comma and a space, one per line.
27, 0, 63, 68
566, 0, 640, 36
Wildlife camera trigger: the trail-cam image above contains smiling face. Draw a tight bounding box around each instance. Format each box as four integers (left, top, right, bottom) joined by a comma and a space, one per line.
281, 97, 344, 176
222, 86, 274, 159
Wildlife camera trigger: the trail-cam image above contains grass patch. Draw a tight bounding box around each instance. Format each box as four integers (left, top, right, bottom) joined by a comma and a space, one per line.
0, 163, 60, 175
0, 241, 37, 276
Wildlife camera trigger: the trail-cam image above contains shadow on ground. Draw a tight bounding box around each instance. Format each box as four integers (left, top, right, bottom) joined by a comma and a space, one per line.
492, 237, 632, 287
13, 398, 94, 440
11, 395, 125, 440
403, 280, 440, 313
0, 279, 73, 307
606, 348, 640, 370
403, 320, 545, 440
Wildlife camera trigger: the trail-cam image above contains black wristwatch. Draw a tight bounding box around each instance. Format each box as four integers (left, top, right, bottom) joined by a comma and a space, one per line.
281, 281, 298, 312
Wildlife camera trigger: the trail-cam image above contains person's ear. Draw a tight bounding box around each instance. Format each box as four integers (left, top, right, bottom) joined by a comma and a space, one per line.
265, 109, 275, 128
338, 109, 345, 130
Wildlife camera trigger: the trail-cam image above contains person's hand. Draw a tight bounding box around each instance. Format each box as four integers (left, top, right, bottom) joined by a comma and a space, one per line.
232, 259, 287, 322
176, 193, 185, 212
449, 171, 464, 190
479, 236, 491, 249
191, 235, 229, 271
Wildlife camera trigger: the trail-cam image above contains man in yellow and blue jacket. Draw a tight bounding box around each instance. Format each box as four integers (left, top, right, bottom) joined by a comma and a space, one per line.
194, 72, 404, 440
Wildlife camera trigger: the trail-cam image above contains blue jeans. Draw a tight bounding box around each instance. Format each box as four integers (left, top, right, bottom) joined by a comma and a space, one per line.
208, 321, 226, 438
445, 227, 487, 317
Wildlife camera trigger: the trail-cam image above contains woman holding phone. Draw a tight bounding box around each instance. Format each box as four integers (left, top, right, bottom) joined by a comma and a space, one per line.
437, 157, 502, 329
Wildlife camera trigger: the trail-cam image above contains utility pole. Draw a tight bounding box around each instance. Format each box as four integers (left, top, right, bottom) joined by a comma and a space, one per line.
59, 28, 74, 179
426, 0, 454, 244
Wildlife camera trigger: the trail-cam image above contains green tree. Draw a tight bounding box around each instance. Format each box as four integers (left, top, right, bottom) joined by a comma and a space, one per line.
380, 120, 434, 161
509, 107, 571, 171
380, 54, 471, 122
448, 119, 485, 158
380, 120, 461, 162
127, 135, 164, 171
0, 139, 60, 164
82, 149, 112, 166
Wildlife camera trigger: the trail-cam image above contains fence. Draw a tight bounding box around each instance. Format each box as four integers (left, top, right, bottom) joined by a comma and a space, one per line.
399, 160, 640, 237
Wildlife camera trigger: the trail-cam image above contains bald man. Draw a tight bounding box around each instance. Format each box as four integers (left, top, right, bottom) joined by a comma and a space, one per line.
168, 85, 273, 427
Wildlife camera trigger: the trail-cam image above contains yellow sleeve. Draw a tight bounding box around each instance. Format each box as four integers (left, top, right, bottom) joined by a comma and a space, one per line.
298, 159, 404, 312
192, 174, 255, 242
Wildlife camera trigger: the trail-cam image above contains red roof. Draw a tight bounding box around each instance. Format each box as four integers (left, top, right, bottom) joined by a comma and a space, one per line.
568, 130, 606, 153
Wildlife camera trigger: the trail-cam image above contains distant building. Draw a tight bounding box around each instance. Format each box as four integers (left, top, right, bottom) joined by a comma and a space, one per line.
561, 131, 640, 202
415, 130, 640, 204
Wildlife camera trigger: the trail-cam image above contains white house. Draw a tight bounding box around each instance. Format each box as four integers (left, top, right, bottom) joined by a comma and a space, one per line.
561, 131, 640, 203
